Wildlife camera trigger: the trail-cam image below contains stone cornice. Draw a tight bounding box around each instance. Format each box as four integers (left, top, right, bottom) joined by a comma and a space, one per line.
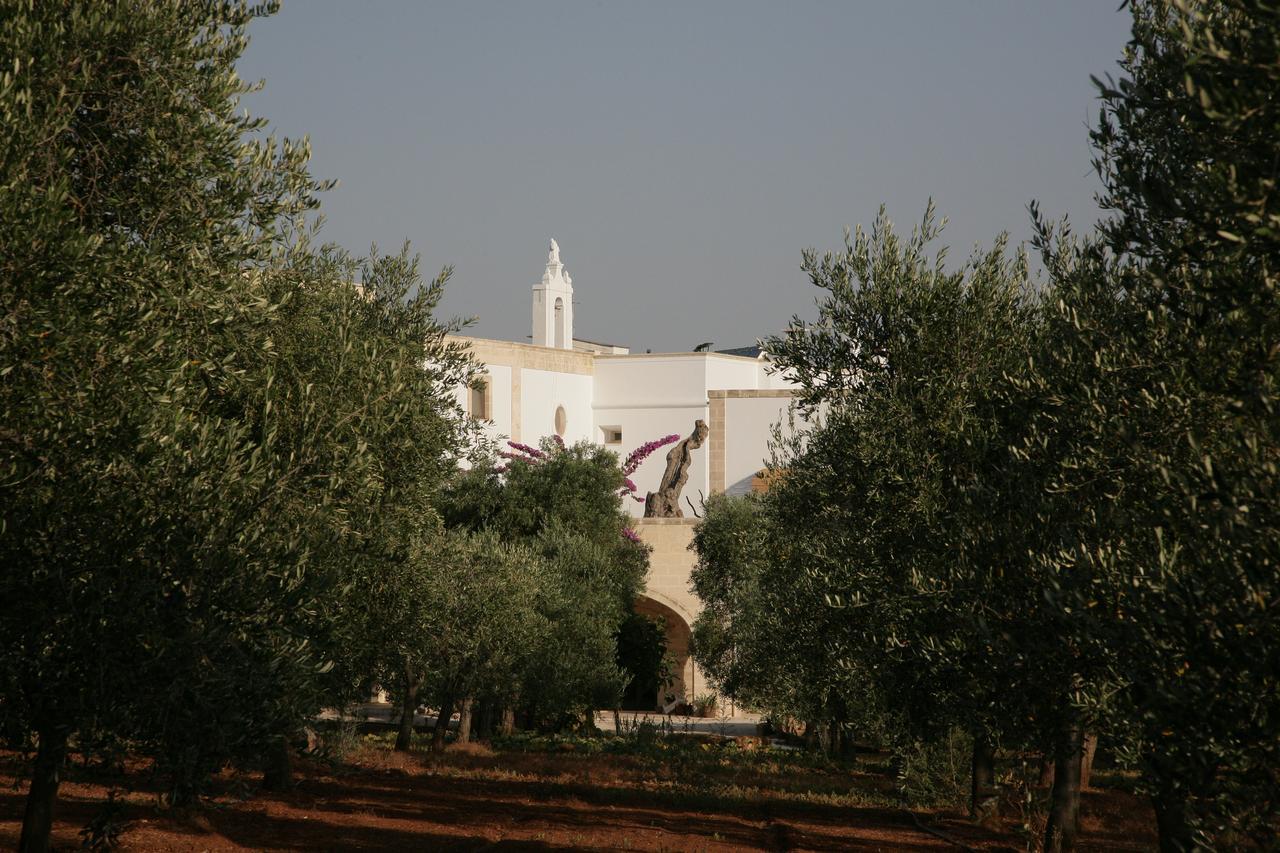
450, 335, 595, 376
707, 389, 795, 398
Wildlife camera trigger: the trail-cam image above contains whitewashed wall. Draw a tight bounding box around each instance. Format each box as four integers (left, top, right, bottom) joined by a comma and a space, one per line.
592, 404, 710, 518
480, 363, 513, 445
595, 355, 716, 518
592, 353, 800, 515
759, 363, 796, 389
455, 338, 801, 513
519, 367, 594, 446
704, 355, 767, 391
723, 395, 799, 495
595, 354, 713, 406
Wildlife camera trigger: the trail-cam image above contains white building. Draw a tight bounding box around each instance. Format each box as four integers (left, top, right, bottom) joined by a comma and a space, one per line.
455, 239, 799, 514
453, 239, 804, 708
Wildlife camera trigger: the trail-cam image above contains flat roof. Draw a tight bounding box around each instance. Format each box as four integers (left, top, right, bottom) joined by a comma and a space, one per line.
572, 335, 629, 348
594, 351, 763, 364
449, 335, 767, 365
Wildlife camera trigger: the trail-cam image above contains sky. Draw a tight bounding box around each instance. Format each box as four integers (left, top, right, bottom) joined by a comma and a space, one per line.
239, 1, 1132, 353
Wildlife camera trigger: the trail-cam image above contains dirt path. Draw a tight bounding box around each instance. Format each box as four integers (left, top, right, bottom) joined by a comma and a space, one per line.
0, 745, 1156, 851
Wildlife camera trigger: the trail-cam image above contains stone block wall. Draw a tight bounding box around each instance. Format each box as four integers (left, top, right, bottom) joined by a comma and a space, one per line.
633, 518, 714, 706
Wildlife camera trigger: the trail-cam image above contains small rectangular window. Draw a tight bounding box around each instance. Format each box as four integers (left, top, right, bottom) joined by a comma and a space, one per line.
602, 426, 623, 445
469, 380, 489, 421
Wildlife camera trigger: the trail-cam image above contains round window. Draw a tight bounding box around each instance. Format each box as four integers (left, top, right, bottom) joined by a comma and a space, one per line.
554, 405, 567, 437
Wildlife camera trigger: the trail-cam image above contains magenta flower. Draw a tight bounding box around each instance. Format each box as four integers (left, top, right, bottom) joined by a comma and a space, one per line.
621, 434, 680, 476
621, 526, 641, 543
496, 432, 681, 510
507, 440, 547, 460
616, 433, 681, 502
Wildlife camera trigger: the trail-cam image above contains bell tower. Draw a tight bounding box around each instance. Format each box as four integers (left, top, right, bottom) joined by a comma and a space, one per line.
532, 238, 573, 349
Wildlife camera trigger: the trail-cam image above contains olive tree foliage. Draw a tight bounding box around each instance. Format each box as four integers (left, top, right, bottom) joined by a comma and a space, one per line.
294, 248, 479, 632
246, 245, 478, 759
1018, 1, 1280, 846
691, 210, 1061, 787
1, 0, 314, 797
0, 2, 476, 848
698, 4, 1279, 847
367, 529, 544, 752
690, 492, 870, 748
692, 204, 1136, 837
761, 210, 1090, 773
441, 439, 649, 728
689, 494, 770, 707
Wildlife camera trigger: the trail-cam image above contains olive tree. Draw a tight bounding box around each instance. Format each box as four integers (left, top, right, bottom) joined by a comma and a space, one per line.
0, 3, 476, 848
690, 492, 870, 751
757, 207, 1098, 826
1, 3, 317, 843
368, 529, 544, 752
1022, 1, 1280, 846
442, 439, 648, 730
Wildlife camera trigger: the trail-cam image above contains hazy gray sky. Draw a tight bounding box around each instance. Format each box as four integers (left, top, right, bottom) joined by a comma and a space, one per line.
240, 1, 1131, 353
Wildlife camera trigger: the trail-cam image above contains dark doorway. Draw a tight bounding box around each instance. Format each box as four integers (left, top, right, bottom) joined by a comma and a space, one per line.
616, 611, 671, 711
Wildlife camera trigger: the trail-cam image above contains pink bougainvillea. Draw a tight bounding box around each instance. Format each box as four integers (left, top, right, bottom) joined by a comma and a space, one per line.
621, 434, 680, 477
486, 433, 677, 541
616, 433, 679, 506
506, 440, 547, 460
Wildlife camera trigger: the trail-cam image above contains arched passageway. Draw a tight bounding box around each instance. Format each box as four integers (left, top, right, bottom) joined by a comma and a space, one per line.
629, 596, 696, 712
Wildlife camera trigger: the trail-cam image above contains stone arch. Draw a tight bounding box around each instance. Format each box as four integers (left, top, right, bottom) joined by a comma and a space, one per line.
632, 595, 697, 711
553, 297, 565, 348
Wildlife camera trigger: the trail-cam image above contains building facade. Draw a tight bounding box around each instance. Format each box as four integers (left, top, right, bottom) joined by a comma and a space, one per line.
453, 240, 803, 709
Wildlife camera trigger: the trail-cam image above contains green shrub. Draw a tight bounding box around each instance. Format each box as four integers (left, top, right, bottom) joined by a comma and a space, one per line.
892, 728, 971, 808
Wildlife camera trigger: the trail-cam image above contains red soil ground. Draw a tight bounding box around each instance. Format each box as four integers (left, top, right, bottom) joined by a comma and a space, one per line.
0, 743, 1157, 851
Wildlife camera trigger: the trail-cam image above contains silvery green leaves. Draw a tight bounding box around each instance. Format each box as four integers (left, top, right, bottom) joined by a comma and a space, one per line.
1, 3, 477, 844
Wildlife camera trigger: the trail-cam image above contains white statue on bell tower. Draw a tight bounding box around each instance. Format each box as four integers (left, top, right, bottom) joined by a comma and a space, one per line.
532, 237, 573, 349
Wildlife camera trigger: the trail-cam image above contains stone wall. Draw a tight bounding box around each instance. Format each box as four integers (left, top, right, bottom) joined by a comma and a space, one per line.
633, 518, 711, 705
635, 517, 699, 626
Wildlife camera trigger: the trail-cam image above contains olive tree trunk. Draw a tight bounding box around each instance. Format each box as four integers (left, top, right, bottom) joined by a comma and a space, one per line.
1079, 733, 1098, 789
475, 698, 495, 741
803, 720, 820, 752
1038, 752, 1056, 788
261, 733, 293, 791
457, 697, 474, 744
1044, 720, 1084, 852
395, 670, 421, 752
970, 734, 999, 828
432, 690, 456, 753
19, 725, 69, 853
1151, 778, 1193, 852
